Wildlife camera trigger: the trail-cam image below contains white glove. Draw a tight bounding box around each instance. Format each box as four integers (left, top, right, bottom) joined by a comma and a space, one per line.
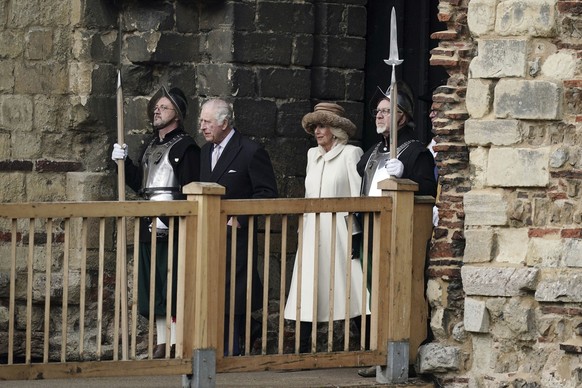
111, 143, 128, 161
384, 158, 404, 178
432, 206, 439, 227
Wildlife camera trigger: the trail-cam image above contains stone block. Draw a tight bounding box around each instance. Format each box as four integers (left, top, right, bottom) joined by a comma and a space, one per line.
0, 172, 25, 203
233, 32, 292, 65
494, 79, 562, 120
469, 39, 527, 78
346, 5, 367, 37
70, 61, 94, 95
0, 132, 9, 158
197, 64, 246, 97
541, 52, 577, 79
89, 30, 119, 63
232, 98, 277, 138
466, 78, 493, 118
314, 3, 343, 35
563, 239, 582, 268
199, 2, 235, 31
257, 2, 313, 34
311, 67, 347, 100
277, 101, 312, 138
257, 68, 310, 99
494, 228, 528, 264
464, 228, 494, 263
345, 71, 365, 101
469, 147, 488, 189
465, 119, 522, 146
25, 173, 66, 202
462, 266, 539, 296
153, 33, 200, 63
416, 343, 461, 373
467, 0, 497, 36
495, 0, 556, 37
291, 35, 314, 67
464, 189, 508, 226
176, 2, 200, 33
126, 32, 161, 63
471, 335, 493, 373
0, 30, 24, 59
526, 237, 562, 267
14, 62, 68, 95
120, 65, 154, 96
486, 147, 550, 187
535, 269, 582, 302
0, 95, 33, 132
313, 36, 366, 69
0, 61, 15, 92
464, 298, 490, 332
82, 0, 118, 29
26, 29, 52, 60
124, 2, 174, 31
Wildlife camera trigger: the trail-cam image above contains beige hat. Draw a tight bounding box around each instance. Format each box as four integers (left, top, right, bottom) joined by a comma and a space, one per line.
302, 102, 357, 138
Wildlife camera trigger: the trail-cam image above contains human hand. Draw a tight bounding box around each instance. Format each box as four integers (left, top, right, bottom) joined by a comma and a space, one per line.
384, 158, 404, 178
111, 143, 128, 161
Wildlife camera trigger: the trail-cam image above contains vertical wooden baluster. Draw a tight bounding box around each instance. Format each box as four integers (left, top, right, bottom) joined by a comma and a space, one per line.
165, 217, 174, 358
277, 215, 288, 355
261, 216, 271, 355
61, 218, 70, 362
26, 219, 34, 364
328, 213, 336, 353
311, 213, 320, 353
244, 216, 254, 355
294, 217, 303, 354
79, 218, 88, 357
361, 213, 370, 350
131, 218, 140, 359
8, 219, 17, 365
148, 221, 157, 359
43, 219, 53, 363
97, 218, 105, 359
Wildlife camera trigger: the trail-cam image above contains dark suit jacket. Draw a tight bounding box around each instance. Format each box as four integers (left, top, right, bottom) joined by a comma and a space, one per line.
200, 129, 278, 314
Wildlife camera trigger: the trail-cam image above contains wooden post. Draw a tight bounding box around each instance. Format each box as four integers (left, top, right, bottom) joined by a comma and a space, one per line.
376, 178, 418, 384
178, 182, 225, 386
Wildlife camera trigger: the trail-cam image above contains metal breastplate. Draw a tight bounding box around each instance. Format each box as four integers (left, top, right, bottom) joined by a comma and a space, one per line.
361, 140, 415, 196
141, 134, 185, 201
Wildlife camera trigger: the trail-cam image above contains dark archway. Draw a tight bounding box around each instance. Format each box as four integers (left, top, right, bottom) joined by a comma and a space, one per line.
364, 0, 447, 149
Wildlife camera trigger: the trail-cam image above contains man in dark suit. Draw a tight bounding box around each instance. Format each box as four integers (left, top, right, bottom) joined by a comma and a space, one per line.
198, 98, 278, 355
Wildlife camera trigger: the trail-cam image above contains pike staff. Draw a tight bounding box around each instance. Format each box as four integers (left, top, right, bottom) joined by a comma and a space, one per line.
383, 7, 403, 163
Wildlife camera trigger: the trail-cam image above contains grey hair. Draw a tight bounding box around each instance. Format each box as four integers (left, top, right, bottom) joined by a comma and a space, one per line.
203, 98, 235, 127
329, 126, 349, 144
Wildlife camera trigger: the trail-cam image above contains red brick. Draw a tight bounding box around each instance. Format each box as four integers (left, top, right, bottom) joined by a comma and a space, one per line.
528, 228, 560, 238
561, 229, 582, 238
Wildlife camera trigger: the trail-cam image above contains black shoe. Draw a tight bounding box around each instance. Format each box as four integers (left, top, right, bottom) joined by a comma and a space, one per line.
357, 366, 376, 378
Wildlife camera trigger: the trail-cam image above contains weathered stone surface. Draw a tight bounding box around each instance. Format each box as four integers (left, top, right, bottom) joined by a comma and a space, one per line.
495, 0, 556, 37
257, 2, 313, 34
494, 79, 562, 120
563, 239, 582, 268
526, 237, 563, 267
465, 119, 522, 146
465, 78, 493, 118
233, 32, 292, 65
486, 147, 550, 187
535, 269, 582, 302
494, 228, 528, 264
464, 298, 490, 333
0, 95, 33, 132
416, 343, 462, 373
469, 146, 488, 189
464, 228, 494, 263
464, 189, 508, 226
467, 0, 497, 36
461, 266, 539, 296
469, 39, 528, 78
257, 68, 310, 99
541, 52, 577, 79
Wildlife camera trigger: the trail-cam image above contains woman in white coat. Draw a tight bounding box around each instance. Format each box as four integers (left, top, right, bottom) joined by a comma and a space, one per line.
284, 102, 370, 352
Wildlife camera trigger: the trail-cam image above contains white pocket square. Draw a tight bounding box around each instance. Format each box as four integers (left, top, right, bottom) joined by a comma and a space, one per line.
228, 169, 236, 173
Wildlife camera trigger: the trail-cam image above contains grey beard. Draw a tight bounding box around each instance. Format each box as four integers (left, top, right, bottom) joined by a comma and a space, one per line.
376, 125, 387, 135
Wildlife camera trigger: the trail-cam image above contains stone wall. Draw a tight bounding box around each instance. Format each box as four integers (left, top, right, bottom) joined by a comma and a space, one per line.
423, 0, 582, 387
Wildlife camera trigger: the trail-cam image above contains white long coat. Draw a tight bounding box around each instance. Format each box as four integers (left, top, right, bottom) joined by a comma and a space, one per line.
284, 143, 371, 322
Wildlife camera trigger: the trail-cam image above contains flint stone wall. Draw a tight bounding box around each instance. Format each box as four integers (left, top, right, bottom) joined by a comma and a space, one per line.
425, 0, 582, 387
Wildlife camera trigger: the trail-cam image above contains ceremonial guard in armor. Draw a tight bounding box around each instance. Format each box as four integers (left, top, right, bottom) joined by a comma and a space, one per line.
111, 86, 201, 358
357, 82, 436, 198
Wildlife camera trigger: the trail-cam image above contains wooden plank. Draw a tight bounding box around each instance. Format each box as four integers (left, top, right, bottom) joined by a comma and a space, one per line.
0, 359, 192, 381
217, 351, 386, 372
221, 197, 392, 215
0, 201, 198, 219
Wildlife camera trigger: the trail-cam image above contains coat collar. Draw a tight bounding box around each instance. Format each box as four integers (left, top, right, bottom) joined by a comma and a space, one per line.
315, 143, 346, 162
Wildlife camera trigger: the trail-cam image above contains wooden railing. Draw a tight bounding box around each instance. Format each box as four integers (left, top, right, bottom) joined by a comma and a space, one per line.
0, 180, 434, 384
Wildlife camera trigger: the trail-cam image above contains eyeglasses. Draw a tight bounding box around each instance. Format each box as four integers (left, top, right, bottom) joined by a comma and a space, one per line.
372, 109, 403, 117
152, 105, 175, 114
